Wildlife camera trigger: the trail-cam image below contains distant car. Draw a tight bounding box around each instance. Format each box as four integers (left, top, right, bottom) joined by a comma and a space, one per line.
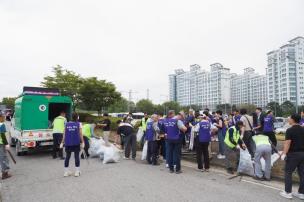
273, 117, 286, 129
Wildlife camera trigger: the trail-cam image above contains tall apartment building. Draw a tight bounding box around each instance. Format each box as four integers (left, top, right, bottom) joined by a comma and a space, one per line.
231, 67, 268, 108
267, 36, 304, 106
169, 63, 231, 110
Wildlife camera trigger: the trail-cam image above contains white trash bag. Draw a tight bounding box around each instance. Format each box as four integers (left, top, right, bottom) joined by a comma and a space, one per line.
90, 138, 106, 158
136, 128, 144, 142
237, 149, 254, 176
189, 128, 195, 151
103, 144, 121, 164
261, 153, 280, 171
141, 141, 148, 161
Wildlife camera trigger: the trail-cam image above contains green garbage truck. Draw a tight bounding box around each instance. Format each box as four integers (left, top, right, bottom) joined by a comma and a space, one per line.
10, 87, 72, 156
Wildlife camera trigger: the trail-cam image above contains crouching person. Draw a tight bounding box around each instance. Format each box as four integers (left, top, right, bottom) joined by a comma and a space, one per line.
194, 114, 211, 172
117, 118, 136, 160
252, 132, 277, 181
61, 113, 85, 177
146, 114, 160, 165
224, 121, 246, 174
0, 114, 11, 179
81, 121, 96, 159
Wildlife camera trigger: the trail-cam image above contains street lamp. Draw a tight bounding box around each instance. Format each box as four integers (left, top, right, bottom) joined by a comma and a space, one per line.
286, 56, 304, 114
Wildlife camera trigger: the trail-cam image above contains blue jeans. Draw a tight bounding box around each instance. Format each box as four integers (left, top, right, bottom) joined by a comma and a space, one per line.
167, 140, 182, 171
218, 129, 225, 155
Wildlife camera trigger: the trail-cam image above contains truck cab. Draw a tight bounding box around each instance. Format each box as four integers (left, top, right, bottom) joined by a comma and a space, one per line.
10, 87, 72, 156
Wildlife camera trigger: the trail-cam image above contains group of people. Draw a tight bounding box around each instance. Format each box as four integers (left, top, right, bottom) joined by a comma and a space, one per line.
0, 107, 303, 200
113, 108, 304, 200
51, 111, 111, 177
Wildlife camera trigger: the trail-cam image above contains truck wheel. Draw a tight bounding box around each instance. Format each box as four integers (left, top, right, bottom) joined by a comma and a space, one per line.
16, 141, 22, 156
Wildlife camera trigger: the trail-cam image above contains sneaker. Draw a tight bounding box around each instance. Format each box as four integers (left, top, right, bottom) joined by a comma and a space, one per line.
74, 171, 81, 177
175, 170, 183, 174
64, 171, 72, 177
169, 170, 174, 173
166, 164, 169, 168
280, 191, 293, 199
197, 168, 203, 172
253, 176, 264, 181
204, 169, 210, 172
293, 192, 304, 200
123, 157, 130, 160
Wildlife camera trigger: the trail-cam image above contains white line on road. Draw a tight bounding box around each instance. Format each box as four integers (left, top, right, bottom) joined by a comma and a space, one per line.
241, 179, 282, 191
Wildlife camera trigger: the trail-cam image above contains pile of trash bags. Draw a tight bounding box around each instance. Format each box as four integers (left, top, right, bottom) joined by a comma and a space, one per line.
237, 149, 280, 176
90, 137, 121, 164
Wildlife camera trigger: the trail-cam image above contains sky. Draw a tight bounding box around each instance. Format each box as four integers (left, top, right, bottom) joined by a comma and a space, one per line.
0, 0, 303, 104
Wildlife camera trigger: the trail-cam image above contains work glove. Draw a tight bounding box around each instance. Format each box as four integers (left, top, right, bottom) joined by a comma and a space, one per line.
59, 143, 64, 149
236, 145, 240, 150
81, 142, 85, 149
280, 153, 286, 161
5, 145, 10, 151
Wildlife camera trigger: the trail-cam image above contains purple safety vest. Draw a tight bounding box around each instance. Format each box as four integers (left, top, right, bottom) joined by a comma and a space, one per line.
64, 122, 81, 146
198, 121, 211, 142
163, 118, 180, 140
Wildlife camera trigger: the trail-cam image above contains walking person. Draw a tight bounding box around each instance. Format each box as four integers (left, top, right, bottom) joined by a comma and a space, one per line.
81, 120, 95, 159
263, 110, 277, 147
280, 114, 304, 200
60, 113, 84, 177
194, 114, 211, 172
163, 110, 187, 174
214, 110, 226, 159
0, 114, 12, 179
240, 108, 255, 158
52, 111, 67, 159
224, 121, 246, 174
117, 118, 137, 160
252, 132, 277, 181
145, 114, 160, 165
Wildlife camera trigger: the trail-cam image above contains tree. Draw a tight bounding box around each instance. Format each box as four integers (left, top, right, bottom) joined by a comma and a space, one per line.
41, 65, 83, 111
266, 102, 282, 117
0, 97, 17, 109
79, 77, 121, 115
162, 101, 181, 114
136, 99, 155, 115
108, 98, 129, 113
281, 101, 295, 117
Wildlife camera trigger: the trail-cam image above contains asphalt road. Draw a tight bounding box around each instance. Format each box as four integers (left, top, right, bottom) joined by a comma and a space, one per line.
0, 149, 300, 202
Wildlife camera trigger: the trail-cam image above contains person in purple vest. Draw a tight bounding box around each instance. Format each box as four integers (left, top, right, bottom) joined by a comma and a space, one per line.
300, 110, 304, 127
263, 110, 277, 147
232, 110, 241, 125
145, 114, 160, 165
194, 114, 211, 172
163, 110, 187, 174
60, 113, 84, 177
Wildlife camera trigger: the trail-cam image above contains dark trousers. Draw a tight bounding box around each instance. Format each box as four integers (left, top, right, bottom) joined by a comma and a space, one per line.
124, 134, 137, 159
52, 133, 63, 158
243, 131, 254, 158
196, 141, 210, 169
64, 146, 80, 168
158, 139, 166, 160
264, 131, 277, 147
285, 152, 304, 194
81, 136, 90, 158
147, 141, 159, 164
167, 140, 182, 172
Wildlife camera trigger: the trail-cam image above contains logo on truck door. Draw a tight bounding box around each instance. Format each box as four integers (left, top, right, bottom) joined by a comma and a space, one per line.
39, 105, 47, 112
